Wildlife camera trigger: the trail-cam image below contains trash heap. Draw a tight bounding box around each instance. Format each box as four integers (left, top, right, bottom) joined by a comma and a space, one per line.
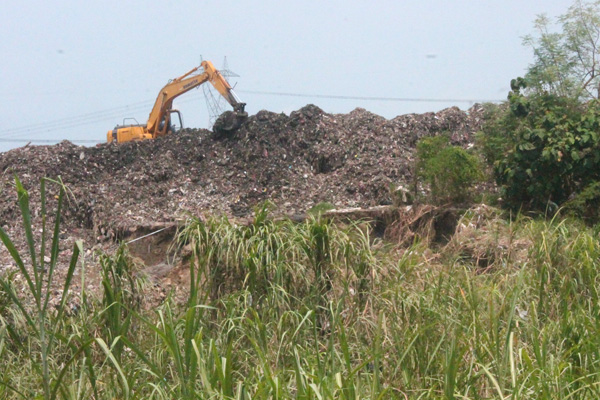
0, 104, 484, 238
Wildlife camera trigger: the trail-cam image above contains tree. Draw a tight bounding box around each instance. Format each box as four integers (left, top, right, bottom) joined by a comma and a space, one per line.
479, 83, 600, 211
477, 1, 600, 214
523, 0, 600, 99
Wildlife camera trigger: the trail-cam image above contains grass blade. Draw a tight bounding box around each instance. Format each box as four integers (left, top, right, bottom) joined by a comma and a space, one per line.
96, 337, 130, 399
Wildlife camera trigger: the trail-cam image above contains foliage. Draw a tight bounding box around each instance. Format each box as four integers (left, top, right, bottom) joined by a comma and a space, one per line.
99, 245, 142, 363
5, 177, 600, 398
0, 176, 89, 400
415, 135, 481, 204
479, 84, 600, 210
307, 201, 335, 216
479, 2, 600, 212
563, 180, 600, 222
523, 0, 600, 99
0, 271, 13, 319
175, 206, 377, 310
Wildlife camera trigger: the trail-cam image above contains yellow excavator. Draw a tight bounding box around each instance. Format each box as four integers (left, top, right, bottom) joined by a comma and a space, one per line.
107, 60, 247, 143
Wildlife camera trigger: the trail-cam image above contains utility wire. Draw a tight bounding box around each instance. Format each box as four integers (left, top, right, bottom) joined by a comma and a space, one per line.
0, 94, 209, 139
0, 100, 154, 138
0, 89, 502, 142
0, 106, 150, 140
0, 138, 102, 143
0, 98, 153, 133
239, 90, 503, 104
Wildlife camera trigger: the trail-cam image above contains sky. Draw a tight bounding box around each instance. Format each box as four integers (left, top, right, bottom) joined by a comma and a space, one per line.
0, 0, 575, 153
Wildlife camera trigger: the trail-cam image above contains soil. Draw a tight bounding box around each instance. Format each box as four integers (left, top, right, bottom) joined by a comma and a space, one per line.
0, 104, 485, 304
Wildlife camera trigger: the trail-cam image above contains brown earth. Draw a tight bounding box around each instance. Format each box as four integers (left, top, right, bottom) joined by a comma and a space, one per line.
0, 104, 485, 303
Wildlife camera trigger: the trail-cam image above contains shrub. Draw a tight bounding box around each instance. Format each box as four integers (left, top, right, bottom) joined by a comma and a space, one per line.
563, 181, 600, 223
479, 82, 600, 211
416, 136, 481, 204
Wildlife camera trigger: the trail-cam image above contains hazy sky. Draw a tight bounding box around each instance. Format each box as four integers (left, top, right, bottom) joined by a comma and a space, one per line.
0, 1, 574, 152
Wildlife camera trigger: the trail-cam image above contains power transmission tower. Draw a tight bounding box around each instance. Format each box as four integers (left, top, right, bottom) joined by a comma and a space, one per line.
202, 56, 240, 127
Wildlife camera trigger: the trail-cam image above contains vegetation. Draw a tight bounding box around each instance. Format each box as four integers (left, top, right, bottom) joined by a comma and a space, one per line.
564, 180, 600, 222
3, 180, 600, 399
5, 2, 600, 399
522, 0, 600, 99
0, 177, 86, 400
479, 87, 600, 211
415, 135, 481, 204
479, 1, 600, 214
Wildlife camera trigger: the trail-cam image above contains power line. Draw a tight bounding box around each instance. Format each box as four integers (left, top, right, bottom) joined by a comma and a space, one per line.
0, 138, 102, 144
0, 98, 152, 133
0, 93, 211, 140
239, 90, 502, 104
0, 89, 503, 143
0, 100, 155, 139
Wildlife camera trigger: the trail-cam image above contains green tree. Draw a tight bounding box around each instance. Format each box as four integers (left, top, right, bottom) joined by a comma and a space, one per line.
523, 0, 600, 99
480, 82, 600, 211
478, 1, 600, 214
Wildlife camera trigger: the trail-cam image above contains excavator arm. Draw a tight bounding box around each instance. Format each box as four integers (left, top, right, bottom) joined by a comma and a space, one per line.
147, 60, 246, 138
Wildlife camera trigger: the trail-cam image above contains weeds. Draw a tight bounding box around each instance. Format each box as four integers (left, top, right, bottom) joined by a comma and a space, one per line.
99, 245, 142, 363
0, 176, 86, 399
2, 183, 600, 398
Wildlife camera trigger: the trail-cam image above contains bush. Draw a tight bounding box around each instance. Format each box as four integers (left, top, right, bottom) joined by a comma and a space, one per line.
563, 181, 600, 223
479, 81, 600, 211
416, 136, 481, 204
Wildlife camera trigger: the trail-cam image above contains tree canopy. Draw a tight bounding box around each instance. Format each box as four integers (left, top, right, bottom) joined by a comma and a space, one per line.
479, 1, 600, 216
523, 0, 600, 99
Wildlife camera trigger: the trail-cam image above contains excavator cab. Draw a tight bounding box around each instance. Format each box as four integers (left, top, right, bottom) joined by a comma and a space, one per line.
157, 110, 183, 136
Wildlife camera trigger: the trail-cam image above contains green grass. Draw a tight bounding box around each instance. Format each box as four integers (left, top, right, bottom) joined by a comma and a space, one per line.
2, 180, 600, 399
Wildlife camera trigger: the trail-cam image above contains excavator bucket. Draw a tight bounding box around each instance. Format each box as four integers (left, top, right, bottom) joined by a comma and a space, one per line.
212, 110, 248, 136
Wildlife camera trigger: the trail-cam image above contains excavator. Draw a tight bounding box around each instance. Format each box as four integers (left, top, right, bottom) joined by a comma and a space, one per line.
107, 60, 247, 143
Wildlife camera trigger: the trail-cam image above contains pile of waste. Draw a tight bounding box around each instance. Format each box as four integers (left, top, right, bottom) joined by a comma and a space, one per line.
0, 103, 485, 301
0, 104, 484, 237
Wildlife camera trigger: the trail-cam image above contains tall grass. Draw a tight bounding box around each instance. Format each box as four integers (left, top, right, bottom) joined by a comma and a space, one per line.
175, 203, 378, 314
2, 184, 600, 398
0, 177, 87, 399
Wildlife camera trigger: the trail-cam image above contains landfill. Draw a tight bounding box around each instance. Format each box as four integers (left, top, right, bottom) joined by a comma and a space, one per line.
0, 104, 484, 296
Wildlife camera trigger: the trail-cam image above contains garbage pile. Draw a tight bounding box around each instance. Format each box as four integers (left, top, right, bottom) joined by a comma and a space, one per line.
0, 104, 484, 239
